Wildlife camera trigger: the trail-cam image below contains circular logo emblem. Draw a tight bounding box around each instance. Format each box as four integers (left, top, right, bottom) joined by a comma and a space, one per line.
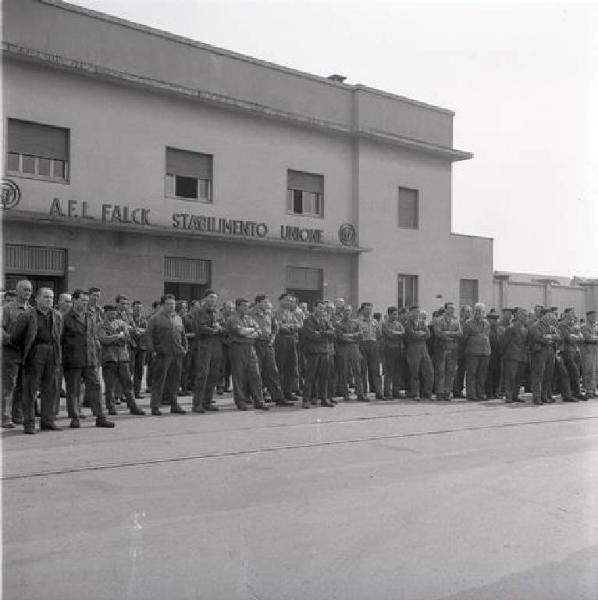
1, 179, 21, 210
338, 223, 356, 246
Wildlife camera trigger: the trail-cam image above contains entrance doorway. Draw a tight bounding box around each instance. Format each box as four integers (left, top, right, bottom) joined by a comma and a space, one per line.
164, 282, 210, 304
286, 288, 322, 309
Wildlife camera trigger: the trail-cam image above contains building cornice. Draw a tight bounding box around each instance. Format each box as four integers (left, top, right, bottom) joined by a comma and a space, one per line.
2, 209, 372, 255
2, 42, 472, 162
38, 0, 455, 116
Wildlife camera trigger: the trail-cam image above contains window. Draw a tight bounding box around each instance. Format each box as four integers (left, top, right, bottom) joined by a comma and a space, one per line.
398, 274, 418, 308
287, 170, 324, 217
6, 119, 69, 182
165, 147, 212, 202
460, 279, 479, 308
398, 187, 419, 229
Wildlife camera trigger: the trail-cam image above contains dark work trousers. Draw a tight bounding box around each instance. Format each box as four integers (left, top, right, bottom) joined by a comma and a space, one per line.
553, 355, 572, 399
255, 341, 283, 403
433, 346, 457, 398
453, 353, 467, 397
303, 353, 329, 403
193, 339, 223, 409
64, 365, 104, 419
180, 343, 194, 393
530, 348, 555, 402
219, 343, 232, 391
229, 343, 264, 407
383, 345, 403, 397
11, 365, 25, 423
103, 361, 136, 410
274, 335, 298, 398
503, 359, 525, 401
150, 354, 183, 410
562, 352, 582, 396
295, 339, 305, 393
359, 340, 382, 396
485, 351, 502, 398
406, 343, 434, 398
581, 345, 597, 393
146, 352, 154, 391
129, 348, 146, 396
325, 352, 336, 400
465, 355, 490, 400
22, 344, 59, 427
336, 344, 364, 399
2, 353, 20, 425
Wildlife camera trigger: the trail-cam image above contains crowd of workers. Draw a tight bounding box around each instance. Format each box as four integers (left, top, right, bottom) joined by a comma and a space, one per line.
2, 279, 598, 434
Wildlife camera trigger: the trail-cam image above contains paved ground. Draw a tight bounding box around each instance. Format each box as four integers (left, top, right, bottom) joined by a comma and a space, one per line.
2, 393, 598, 600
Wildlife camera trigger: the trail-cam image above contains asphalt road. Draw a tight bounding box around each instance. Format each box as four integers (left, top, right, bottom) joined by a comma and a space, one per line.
2, 395, 598, 600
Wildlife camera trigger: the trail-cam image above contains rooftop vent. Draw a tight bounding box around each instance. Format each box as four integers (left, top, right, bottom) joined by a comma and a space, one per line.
327, 74, 347, 83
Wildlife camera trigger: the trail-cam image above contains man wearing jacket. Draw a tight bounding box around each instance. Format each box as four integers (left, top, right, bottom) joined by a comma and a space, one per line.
357, 302, 383, 399
334, 306, 366, 402
252, 294, 292, 407
146, 294, 188, 416
580, 310, 598, 399
191, 291, 224, 413
301, 300, 335, 408
130, 300, 148, 399
62, 289, 115, 429
98, 305, 145, 416
404, 306, 434, 400
462, 302, 492, 401
432, 302, 462, 401
1, 279, 33, 428
226, 298, 269, 411
558, 308, 585, 400
501, 308, 528, 403
528, 308, 563, 405
381, 307, 405, 399
11, 287, 62, 434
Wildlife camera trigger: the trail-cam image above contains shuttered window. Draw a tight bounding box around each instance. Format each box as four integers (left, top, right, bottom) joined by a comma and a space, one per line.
164, 257, 211, 284
6, 119, 69, 181
287, 170, 324, 217
4, 245, 67, 275
460, 279, 479, 308
286, 267, 322, 291
398, 187, 419, 229
165, 147, 212, 202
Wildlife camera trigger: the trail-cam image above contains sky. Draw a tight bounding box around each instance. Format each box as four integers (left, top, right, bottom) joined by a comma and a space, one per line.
75, 0, 598, 278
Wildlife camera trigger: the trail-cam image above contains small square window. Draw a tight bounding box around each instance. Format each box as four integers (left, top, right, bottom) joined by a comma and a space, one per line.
52, 160, 66, 179
7, 152, 19, 171
38, 157, 52, 177
22, 155, 36, 174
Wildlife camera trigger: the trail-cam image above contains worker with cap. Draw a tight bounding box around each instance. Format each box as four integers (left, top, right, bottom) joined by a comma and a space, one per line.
580, 310, 598, 399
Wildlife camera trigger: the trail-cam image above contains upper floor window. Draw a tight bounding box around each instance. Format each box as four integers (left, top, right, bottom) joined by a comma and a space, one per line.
165, 147, 212, 202
287, 169, 324, 217
398, 186, 419, 229
6, 119, 69, 182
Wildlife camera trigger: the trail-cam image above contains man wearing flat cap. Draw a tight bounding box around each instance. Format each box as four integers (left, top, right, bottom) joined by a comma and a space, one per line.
580, 310, 598, 399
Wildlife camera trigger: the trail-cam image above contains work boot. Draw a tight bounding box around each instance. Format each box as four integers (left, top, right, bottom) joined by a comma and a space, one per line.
236, 402, 249, 411
203, 404, 219, 412
302, 400, 310, 409
24, 423, 36, 434
70, 418, 80, 428
96, 416, 116, 428
151, 408, 163, 416
40, 422, 62, 431
254, 402, 270, 411
275, 399, 294, 407
130, 406, 146, 416
170, 404, 187, 414
321, 399, 335, 408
